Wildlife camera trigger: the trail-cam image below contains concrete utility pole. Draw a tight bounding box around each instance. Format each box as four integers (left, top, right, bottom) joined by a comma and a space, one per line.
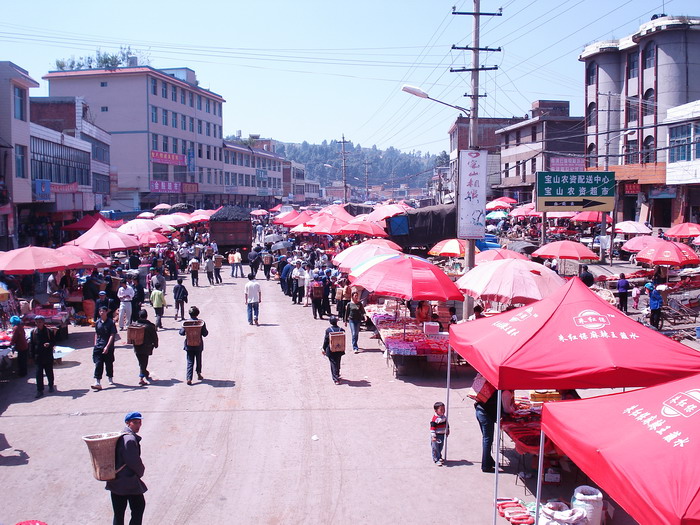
364, 160, 371, 201
339, 135, 350, 203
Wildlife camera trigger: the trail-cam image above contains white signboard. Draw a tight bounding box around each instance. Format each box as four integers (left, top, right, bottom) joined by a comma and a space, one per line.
457, 150, 487, 239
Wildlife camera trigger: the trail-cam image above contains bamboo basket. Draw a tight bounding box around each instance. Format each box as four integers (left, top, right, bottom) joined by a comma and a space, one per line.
82, 432, 124, 481
127, 324, 145, 345
183, 320, 204, 346
329, 332, 346, 353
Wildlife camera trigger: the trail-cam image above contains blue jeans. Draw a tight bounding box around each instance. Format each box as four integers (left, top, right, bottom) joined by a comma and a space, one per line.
431, 435, 445, 462
247, 302, 259, 324
475, 403, 496, 471
232, 263, 243, 277
348, 319, 361, 351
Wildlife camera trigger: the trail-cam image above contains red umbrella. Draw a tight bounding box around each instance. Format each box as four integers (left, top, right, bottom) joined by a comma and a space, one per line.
117, 219, 163, 235
283, 210, 315, 227
153, 203, 171, 211
349, 253, 463, 301
136, 212, 155, 219
474, 248, 528, 265
68, 220, 141, 252
154, 214, 189, 228
336, 221, 387, 238
268, 203, 283, 212
494, 196, 517, 204
571, 211, 612, 223
250, 209, 269, 216
428, 239, 480, 257
273, 210, 299, 225
308, 214, 349, 235
367, 204, 409, 222
510, 203, 535, 218
635, 239, 700, 266
136, 231, 169, 246
665, 222, 700, 238
531, 240, 598, 260
613, 220, 652, 235
542, 373, 700, 525
0, 246, 82, 274
56, 245, 110, 268
362, 238, 402, 251
455, 258, 565, 305
332, 243, 400, 272
317, 204, 355, 222
621, 235, 657, 252
188, 213, 210, 224
485, 200, 511, 211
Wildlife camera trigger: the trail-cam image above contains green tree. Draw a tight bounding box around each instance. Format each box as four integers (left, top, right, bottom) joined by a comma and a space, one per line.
55, 46, 148, 71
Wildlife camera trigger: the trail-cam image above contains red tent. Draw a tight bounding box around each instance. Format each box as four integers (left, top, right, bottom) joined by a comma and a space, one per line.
273, 209, 299, 225
542, 373, 700, 525
62, 213, 122, 231
283, 210, 315, 227
449, 278, 700, 390
268, 203, 283, 212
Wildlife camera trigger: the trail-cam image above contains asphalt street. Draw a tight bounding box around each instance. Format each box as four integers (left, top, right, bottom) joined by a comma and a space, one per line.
0, 272, 636, 525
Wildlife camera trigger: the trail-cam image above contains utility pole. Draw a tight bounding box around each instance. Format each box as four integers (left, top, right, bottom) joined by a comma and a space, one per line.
364, 160, 371, 201
339, 134, 350, 203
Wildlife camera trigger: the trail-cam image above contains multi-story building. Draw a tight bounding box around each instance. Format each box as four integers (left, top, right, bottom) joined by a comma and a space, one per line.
495, 100, 585, 201
222, 141, 284, 208
664, 100, 700, 223
44, 65, 224, 210
580, 15, 700, 225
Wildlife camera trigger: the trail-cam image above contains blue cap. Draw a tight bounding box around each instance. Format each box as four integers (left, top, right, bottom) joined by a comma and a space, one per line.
10, 315, 21, 326
645, 283, 654, 290
124, 411, 142, 422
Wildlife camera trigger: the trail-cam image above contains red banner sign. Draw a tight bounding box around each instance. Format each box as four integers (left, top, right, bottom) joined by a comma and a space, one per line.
150, 150, 186, 166
52, 182, 79, 194
625, 183, 641, 195
150, 181, 200, 194
182, 182, 198, 193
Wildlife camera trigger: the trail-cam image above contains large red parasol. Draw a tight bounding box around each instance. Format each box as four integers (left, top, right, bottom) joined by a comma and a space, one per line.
283, 210, 315, 227
474, 248, 528, 265
68, 220, 141, 252
367, 204, 409, 222
273, 210, 299, 225
117, 219, 163, 235
542, 373, 700, 525
336, 221, 387, 238
485, 200, 511, 211
613, 220, 652, 235
531, 240, 598, 260
56, 245, 110, 268
494, 196, 517, 204
665, 222, 700, 238
455, 258, 565, 305
635, 239, 700, 266
308, 214, 349, 235
136, 231, 169, 246
332, 243, 400, 272
153, 214, 189, 228
0, 246, 83, 274
620, 234, 657, 252
62, 213, 122, 231
362, 238, 403, 251
450, 278, 700, 390
349, 253, 463, 301
250, 209, 269, 216
317, 204, 355, 223
428, 238, 479, 257
571, 211, 611, 223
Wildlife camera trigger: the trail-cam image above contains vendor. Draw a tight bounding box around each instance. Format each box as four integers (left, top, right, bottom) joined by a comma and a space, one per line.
10, 315, 28, 377
474, 383, 515, 473
415, 300, 432, 324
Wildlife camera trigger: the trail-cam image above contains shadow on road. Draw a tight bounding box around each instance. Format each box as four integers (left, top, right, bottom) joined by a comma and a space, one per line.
51, 388, 90, 400
0, 448, 29, 466
198, 379, 236, 388
256, 323, 279, 327
54, 360, 81, 369
443, 459, 474, 467
341, 379, 371, 387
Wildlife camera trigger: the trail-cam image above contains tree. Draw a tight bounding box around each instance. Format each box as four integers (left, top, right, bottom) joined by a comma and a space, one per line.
55, 46, 149, 71
434, 150, 450, 167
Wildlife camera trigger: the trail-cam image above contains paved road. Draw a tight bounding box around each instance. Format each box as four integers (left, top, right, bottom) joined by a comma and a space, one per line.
0, 273, 636, 524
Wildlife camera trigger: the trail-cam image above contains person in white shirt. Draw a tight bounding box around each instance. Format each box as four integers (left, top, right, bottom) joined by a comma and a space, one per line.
290, 261, 307, 304
244, 273, 262, 325
117, 279, 136, 330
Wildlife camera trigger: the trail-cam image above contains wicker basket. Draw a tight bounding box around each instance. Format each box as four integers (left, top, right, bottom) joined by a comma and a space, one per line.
183, 320, 204, 346
127, 324, 145, 345
82, 432, 124, 481
329, 332, 346, 353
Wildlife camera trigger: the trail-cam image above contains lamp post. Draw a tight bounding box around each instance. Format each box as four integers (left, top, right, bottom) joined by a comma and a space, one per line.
604, 129, 635, 265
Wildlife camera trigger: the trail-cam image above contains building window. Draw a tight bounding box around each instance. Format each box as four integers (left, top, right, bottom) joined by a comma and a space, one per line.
198, 119, 202, 134
189, 92, 194, 107
206, 122, 211, 136
151, 78, 157, 95
198, 167, 203, 183
586, 143, 597, 168
161, 81, 168, 98
171, 85, 177, 102
643, 135, 656, 164
642, 89, 655, 117
181, 140, 187, 155
626, 97, 638, 123
643, 42, 655, 69
197, 95, 202, 110
152, 134, 158, 151
172, 138, 178, 153
627, 52, 638, 79
100, 106, 108, 112
586, 62, 597, 86
197, 143, 202, 158
151, 105, 158, 123
13, 86, 26, 121
153, 162, 168, 181
162, 136, 169, 152
207, 168, 212, 184
531, 126, 537, 142
100, 81, 108, 87
624, 140, 638, 164
181, 114, 187, 130
503, 133, 509, 148
206, 145, 211, 160
669, 124, 691, 163
586, 102, 597, 126
189, 117, 194, 132
530, 158, 536, 173
515, 130, 521, 145
162, 109, 168, 126
180, 89, 186, 104
205, 99, 211, 113
15, 144, 26, 178
172, 112, 177, 128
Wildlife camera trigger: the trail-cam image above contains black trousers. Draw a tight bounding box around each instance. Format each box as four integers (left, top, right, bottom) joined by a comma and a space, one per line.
93, 348, 114, 380
206, 271, 215, 285
618, 292, 628, 313
35, 361, 54, 392
111, 493, 145, 525
186, 349, 202, 380
326, 351, 342, 382
312, 299, 324, 319
292, 283, 304, 304
190, 270, 199, 287
136, 353, 150, 378
16, 349, 28, 377
650, 308, 662, 329
214, 267, 222, 283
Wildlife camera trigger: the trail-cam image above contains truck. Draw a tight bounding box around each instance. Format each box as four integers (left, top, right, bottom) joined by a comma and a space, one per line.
209, 206, 253, 254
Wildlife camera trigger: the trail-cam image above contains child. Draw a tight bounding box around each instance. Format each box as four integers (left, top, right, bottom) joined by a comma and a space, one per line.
449, 306, 458, 325
631, 283, 641, 310
430, 401, 449, 466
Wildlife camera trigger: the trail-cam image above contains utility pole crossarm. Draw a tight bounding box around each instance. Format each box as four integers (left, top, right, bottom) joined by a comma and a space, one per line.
450, 66, 499, 73
452, 45, 501, 52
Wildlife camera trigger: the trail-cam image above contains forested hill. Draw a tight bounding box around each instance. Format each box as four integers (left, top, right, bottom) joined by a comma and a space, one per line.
277, 140, 449, 190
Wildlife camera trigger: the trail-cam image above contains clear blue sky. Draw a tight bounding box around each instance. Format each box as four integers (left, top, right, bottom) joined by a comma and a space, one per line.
2, 0, 696, 155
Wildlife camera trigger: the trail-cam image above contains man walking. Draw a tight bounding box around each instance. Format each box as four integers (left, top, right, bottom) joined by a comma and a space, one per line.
106, 412, 147, 525
291, 260, 306, 304
149, 283, 166, 330
214, 253, 224, 284
230, 249, 244, 278
187, 256, 200, 287
244, 272, 262, 326
117, 279, 135, 331
29, 315, 55, 398
172, 278, 188, 321
92, 306, 117, 390
132, 310, 158, 386
179, 306, 209, 385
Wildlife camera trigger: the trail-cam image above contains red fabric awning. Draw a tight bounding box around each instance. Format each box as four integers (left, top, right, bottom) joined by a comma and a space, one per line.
62, 213, 122, 231
542, 374, 700, 525
450, 278, 700, 390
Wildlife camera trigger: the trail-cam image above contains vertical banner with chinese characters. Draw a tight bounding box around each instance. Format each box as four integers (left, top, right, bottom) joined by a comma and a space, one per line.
458, 150, 487, 239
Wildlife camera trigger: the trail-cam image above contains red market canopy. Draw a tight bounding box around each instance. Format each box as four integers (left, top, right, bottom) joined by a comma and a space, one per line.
336, 221, 388, 238
494, 196, 517, 204
136, 231, 169, 246
332, 242, 401, 272
636, 239, 700, 266
613, 220, 652, 235
317, 204, 355, 223
362, 238, 403, 251
0, 246, 82, 274
136, 212, 155, 219
666, 222, 700, 238
367, 204, 409, 222
449, 278, 700, 390
117, 219, 163, 235
455, 258, 565, 305
62, 213, 122, 231
531, 240, 598, 260
474, 248, 528, 265
571, 211, 612, 223
268, 203, 283, 212
67, 220, 141, 252
273, 210, 299, 225
510, 203, 536, 218
485, 200, 511, 211
283, 210, 315, 227
308, 214, 349, 235
56, 245, 110, 268
428, 238, 475, 257
153, 203, 171, 211
621, 234, 657, 252
250, 209, 269, 216
542, 374, 700, 525
154, 214, 189, 229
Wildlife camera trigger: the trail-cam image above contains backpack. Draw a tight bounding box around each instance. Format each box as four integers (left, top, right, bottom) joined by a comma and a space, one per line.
312, 283, 324, 299
190, 260, 200, 271
262, 254, 273, 265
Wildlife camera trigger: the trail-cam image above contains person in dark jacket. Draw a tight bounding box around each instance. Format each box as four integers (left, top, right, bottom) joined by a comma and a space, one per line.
132, 310, 158, 386
578, 264, 595, 287
172, 278, 189, 321
106, 411, 147, 525
321, 316, 345, 385
29, 315, 55, 398
10, 315, 28, 377
276, 256, 289, 293
280, 260, 293, 296
344, 291, 366, 353
131, 278, 145, 323
95, 290, 115, 321
92, 306, 117, 390
179, 306, 209, 385
647, 282, 664, 329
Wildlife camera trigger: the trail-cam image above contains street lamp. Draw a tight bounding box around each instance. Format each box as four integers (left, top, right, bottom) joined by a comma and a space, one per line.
401, 85, 471, 116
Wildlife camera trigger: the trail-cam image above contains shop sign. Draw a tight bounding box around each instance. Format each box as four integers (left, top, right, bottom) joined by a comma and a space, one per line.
150, 180, 181, 193
224, 186, 237, 194
536, 171, 615, 212
186, 149, 195, 172
52, 182, 79, 194
624, 183, 641, 195
549, 156, 585, 172
649, 186, 677, 199
34, 179, 51, 201
457, 150, 487, 239
181, 182, 198, 193
150, 150, 186, 166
